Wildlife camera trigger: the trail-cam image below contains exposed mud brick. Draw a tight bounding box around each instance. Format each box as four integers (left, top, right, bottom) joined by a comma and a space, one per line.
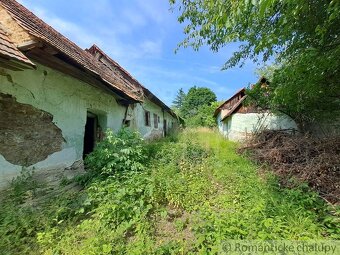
0, 4, 35, 45
0, 92, 64, 166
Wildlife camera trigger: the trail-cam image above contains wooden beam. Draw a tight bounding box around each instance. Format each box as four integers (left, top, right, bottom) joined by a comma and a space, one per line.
116, 99, 133, 107
17, 40, 42, 51
42, 45, 59, 55
0, 61, 23, 71
0, 57, 29, 71
25, 48, 134, 101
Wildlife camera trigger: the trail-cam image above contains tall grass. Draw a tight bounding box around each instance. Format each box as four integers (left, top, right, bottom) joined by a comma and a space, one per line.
0, 129, 338, 254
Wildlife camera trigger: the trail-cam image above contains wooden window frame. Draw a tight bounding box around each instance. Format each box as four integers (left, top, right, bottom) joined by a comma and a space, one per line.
145, 110, 151, 126
153, 113, 158, 128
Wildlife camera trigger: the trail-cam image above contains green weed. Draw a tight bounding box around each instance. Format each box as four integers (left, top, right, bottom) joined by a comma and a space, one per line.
85, 128, 147, 177
0, 128, 338, 255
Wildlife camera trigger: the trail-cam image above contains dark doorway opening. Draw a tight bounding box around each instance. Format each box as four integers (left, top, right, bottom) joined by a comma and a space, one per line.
163, 119, 167, 137
83, 113, 97, 159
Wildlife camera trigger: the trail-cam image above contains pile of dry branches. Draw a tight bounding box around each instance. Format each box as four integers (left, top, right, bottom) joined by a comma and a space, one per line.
240, 130, 340, 204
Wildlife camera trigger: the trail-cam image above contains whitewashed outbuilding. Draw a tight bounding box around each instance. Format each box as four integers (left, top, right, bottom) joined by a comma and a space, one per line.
214, 87, 297, 141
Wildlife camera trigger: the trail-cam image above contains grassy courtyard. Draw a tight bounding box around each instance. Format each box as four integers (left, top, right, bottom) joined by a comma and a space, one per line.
0, 129, 338, 254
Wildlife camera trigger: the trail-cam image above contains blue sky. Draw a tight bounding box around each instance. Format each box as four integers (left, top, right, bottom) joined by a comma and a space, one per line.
19, 0, 259, 105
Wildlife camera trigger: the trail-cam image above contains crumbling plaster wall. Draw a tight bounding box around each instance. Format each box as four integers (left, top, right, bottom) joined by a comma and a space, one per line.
133, 99, 164, 139
218, 112, 297, 141
164, 111, 177, 131
132, 99, 178, 139
0, 92, 64, 166
0, 4, 36, 45
0, 63, 126, 188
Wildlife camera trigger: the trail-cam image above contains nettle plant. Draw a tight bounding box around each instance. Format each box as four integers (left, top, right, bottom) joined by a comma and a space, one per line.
85, 128, 147, 176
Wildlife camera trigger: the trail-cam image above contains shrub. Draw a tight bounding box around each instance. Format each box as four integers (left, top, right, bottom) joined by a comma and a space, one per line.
85, 129, 147, 177
185, 102, 220, 128
8, 167, 39, 203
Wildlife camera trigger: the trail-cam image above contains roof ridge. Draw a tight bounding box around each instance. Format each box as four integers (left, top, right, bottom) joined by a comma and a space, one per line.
214, 87, 246, 116
0, 0, 139, 100
86, 44, 144, 88
87, 45, 175, 116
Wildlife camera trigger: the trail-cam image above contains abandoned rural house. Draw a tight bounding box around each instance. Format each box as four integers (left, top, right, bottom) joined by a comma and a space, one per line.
214, 85, 297, 141
86, 45, 178, 139
0, 0, 179, 188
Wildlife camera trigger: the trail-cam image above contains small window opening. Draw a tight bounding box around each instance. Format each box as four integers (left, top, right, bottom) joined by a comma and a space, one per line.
163, 119, 167, 137
154, 113, 158, 128
145, 110, 151, 126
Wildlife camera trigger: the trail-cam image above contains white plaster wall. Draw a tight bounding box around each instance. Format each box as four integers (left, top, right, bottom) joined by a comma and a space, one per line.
217, 112, 223, 133
164, 111, 177, 131
0, 63, 126, 187
218, 112, 297, 141
131, 99, 178, 139
133, 99, 164, 139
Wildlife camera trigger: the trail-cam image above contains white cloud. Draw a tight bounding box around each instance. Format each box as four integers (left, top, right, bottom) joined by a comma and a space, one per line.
131, 63, 219, 88
122, 9, 147, 27
139, 40, 162, 57
206, 65, 222, 74
15, 0, 258, 106
21, 5, 102, 48
20, 3, 164, 63
135, 0, 167, 23
47, 17, 103, 48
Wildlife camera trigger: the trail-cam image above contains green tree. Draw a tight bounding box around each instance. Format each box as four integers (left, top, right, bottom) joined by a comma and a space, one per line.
181, 86, 217, 118
172, 88, 186, 110
247, 49, 340, 132
170, 0, 339, 68
171, 0, 340, 132
186, 102, 220, 128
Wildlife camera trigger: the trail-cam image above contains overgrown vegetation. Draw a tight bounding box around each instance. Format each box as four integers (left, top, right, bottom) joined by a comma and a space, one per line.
171, 0, 340, 131
80, 129, 147, 184
172, 86, 219, 128
246, 54, 340, 132
184, 102, 220, 128
0, 129, 338, 254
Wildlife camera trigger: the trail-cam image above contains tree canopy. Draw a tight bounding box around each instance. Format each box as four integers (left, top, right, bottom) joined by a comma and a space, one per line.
172, 88, 186, 110
172, 86, 217, 127
170, 0, 339, 68
246, 48, 340, 132
171, 0, 340, 131
181, 86, 217, 118
185, 101, 220, 128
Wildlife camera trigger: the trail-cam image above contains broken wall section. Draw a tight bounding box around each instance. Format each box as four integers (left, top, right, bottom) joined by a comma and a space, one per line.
0, 63, 127, 188
0, 92, 64, 166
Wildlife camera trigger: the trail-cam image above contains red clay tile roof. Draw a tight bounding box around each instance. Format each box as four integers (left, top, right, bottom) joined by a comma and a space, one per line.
86, 44, 144, 99
0, 26, 34, 67
0, 0, 139, 101
87, 44, 178, 118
